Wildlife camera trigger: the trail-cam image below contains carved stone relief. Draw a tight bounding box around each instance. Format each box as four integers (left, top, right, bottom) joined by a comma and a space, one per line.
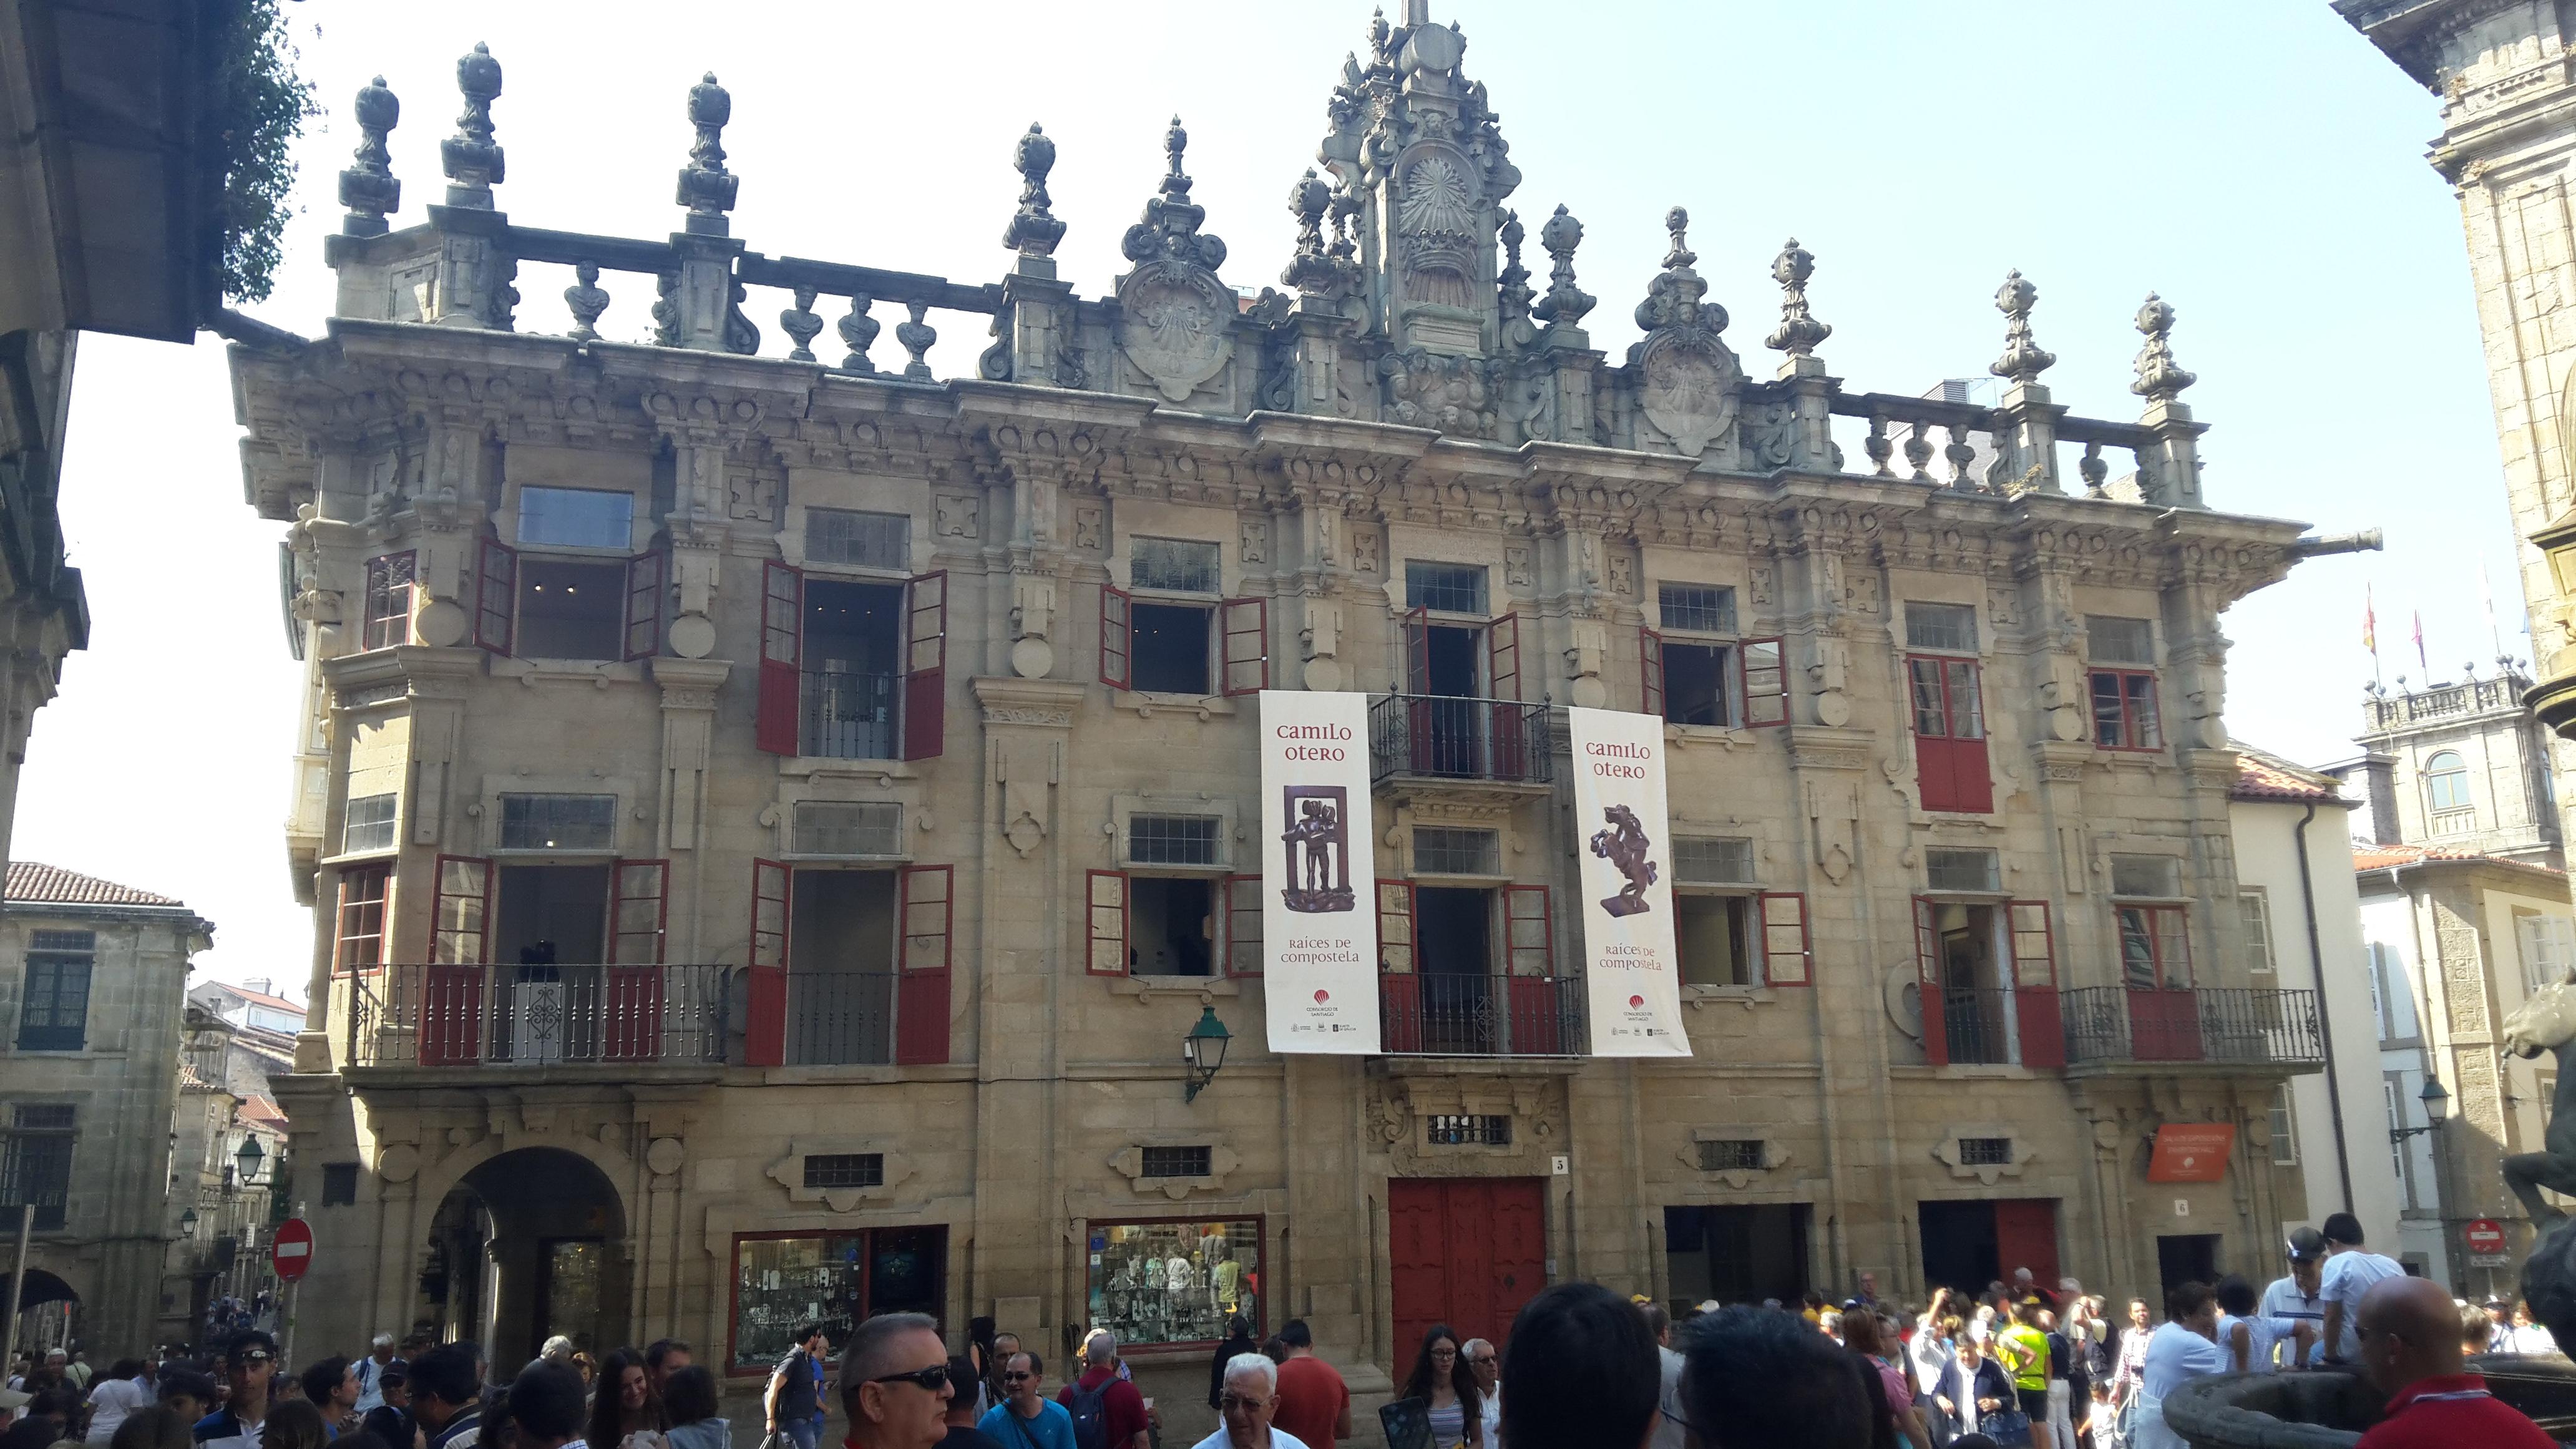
935, 493, 981, 540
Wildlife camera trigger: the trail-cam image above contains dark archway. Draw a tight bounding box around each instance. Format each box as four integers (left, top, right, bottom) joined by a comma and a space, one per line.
4, 1268, 77, 1315
427, 1147, 628, 1372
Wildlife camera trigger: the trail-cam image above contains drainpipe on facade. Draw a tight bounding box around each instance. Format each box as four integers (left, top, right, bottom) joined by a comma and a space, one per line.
2294, 801, 2358, 1215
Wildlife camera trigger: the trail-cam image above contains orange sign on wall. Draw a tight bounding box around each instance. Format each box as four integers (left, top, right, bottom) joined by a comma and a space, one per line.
2147, 1124, 2237, 1183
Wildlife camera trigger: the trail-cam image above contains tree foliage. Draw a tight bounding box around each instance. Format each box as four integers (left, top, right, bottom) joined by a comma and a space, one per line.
208, 0, 318, 305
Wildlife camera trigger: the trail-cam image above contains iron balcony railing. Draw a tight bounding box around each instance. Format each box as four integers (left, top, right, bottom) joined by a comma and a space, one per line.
344, 964, 731, 1067
1938, 987, 2017, 1066
1378, 973, 1585, 1056
1367, 694, 1554, 786
802, 670, 899, 760
786, 969, 897, 1066
2059, 986, 2324, 1066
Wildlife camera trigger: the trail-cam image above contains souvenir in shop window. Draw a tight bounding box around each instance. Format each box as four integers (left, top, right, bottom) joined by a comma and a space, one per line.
1082, 1218, 1261, 1350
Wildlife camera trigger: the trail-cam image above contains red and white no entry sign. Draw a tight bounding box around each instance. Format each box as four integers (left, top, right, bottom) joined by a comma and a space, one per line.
2465, 1217, 2508, 1256
271, 1217, 313, 1281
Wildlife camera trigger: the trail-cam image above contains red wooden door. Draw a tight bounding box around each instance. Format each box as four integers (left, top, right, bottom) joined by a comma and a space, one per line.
1993, 1199, 2061, 1286
1907, 655, 1992, 814
746, 859, 791, 1067
603, 859, 669, 1061
894, 864, 952, 1065
1378, 881, 1420, 1053
1389, 1178, 1548, 1358
757, 561, 804, 755
2009, 902, 2064, 1070
2118, 904, 2202, 1060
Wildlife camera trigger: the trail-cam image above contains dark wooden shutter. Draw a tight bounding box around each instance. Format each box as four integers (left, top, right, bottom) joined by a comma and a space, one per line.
756, 561, 804, 756
904, 570, 948, 760
1487, 612, 1520, 702
422, 855, 492, 1066
605, 859, 669, 1061
1641, 627, 1665, 718
622, 550, 665, 661
895, 864, 953, 1065
1503, 884, 1560, 1054
746, 859, 791, 1067
1100, 584, 1132, 689
2010, 900, 2064, 1069
1913, 895, 1946, 1066
1221, 597, 1269, 696
472, 537, 516, 656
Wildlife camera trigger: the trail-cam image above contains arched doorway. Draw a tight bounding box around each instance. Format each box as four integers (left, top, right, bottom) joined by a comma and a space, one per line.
6, 1269, 79, 1354
423, 1148, 628, 1372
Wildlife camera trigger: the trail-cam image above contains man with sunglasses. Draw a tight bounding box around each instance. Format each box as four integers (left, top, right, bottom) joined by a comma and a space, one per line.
1192, 1355, 1307, 1449
2351, 1274, 2552, 1448
978, 1352, 1074, 1449
193, 1333, 278, 1449
839, 1314, 952, 1449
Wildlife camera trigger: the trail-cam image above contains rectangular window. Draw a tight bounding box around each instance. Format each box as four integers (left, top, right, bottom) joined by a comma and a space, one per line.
515, 557, 627, 660
498, 794, 618, 852
1406, 561, 1488, 615
803, 1153, 886, 1189
2519, 913, 2576, 995
731, 1226, 947, 1373
1672, 838, 1754, 886
1413, 827, 1500, 876
1925, 848, 2000, 894
17, 932, 94, 1052
1677, 896, 1754, 987
1659, 583, 1737, 635
1904, 602, 1978, 653
363, 552, 416, 650
2117, 904, 2193, 988
2089, 670, 2163, 749
334, 865, 391, 973
2241, 890, 2275, 974
321, 1162, 361, 1206
1128, 814, 1223, 867
2270, 1086, 2298, 1166
343, 793, 398, 854
806, 509, 910, 570
2110, 854, 2181, 898
1426, 1115, 1513, 1146
2086, 616, 2155, 666
1958, 1138, 2014, 1167
1742, 638, 1788, 728
1131, 602, 1214, 693
1085, 1219, 1260, 1349
516, 486, 635, 549
1696, 1138, 1765, 1173
792, 802, 901, 857
0, 1105, 73, 1231
1139, 1146, 1214, 1179
1658, 640, 1735, 726
1132, 537, 1222, 593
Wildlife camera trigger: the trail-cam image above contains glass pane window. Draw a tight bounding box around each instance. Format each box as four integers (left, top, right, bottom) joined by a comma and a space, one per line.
1903, 602, 1977, 653
17, 934, 94, 1052
1086, 1219, 1259, 1349
1943, 661, 1984, 739
1925, 849, 1999, 893
498, 794, 618, 851
0, 1106, 72, 1230
2424, 751, 2472, 812
1413, 827, 1499, 876
1658, 584, 1737, 635
806, 509, 909, 570
2240, 890, 2275, 973
2519, 913, 2576, 995
516, 487, 635, 549
2091, 671, 2162, 749
1406, 562, 1487, 615
732, 1227, 945, 1372
1908, 658, 1949, 737
2117, 905, 2190, 990
1672, 838, 1754, 885
1128, 814, 1222, 866
2086, 616, 2155, 666
2270, 1085, 2298, 1166
2110, 855, 2181, 899
363, 554, 416, 650
344, 793, 398, 854
1139, 1146, 1213, 1178
802, 1154, 884, 1189
336, 866, 390, 973
1132, 537, 1222, 593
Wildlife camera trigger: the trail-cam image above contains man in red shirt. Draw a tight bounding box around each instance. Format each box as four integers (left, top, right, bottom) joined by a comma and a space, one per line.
1269, 1322, 1350, 1448
2353, 1276, 2552, 1449
1058, 1331, 1149, 1449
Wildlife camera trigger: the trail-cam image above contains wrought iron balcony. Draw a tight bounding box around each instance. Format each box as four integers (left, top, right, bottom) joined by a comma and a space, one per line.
1938, 987, 2017, 1066
1378, 973, 1584, 1056
1368, 694, 1554, 787
803, 670, 898, 760
344, 963, 731, 1068
784, 968, 897, 1066
2059, 986, 2323, 1068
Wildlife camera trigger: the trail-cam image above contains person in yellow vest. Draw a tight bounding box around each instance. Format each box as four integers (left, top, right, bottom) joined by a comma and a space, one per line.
1993, 1300, 2056, 1449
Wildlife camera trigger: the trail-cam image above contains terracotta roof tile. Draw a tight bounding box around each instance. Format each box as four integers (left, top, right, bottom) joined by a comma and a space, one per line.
4, 861, 183, 907
2351, 842, 2567, 878
2228, 743, 2343, 804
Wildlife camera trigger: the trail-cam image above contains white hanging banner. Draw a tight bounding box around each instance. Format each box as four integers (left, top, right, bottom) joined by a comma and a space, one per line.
1261, 690, 1382, 1053
1567, 705, 1691, 1057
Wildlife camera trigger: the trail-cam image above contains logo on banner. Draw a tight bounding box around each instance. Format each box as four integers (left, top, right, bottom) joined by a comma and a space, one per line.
1588, 804, 1661, 918
1280, 786, 1356, 913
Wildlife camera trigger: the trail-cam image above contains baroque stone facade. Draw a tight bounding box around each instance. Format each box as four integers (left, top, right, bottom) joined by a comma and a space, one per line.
235, 7, 2329, 1438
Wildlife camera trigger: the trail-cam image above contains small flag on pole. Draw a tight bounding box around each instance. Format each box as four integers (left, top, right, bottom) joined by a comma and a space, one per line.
2481, 563, 2504, 657
2364, 586, 2377, 655
2414, 610, 2427, 674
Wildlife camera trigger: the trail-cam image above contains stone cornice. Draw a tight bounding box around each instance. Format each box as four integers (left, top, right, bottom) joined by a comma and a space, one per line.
972, 675, 1086, 728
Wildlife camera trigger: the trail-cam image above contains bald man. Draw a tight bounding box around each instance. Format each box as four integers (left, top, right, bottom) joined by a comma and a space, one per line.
2351, 1276, 2552, 1449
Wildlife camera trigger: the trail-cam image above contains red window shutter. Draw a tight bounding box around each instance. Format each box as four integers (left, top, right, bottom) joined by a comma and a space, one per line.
1760, 891, 1812, 986
1223, 874, 1264, 976
904, 570, 948, 761
1945, 659, 1994, 813
422, 854, 492, 1067
603, 858, 670, 1061
895, 864, 953, 1065
472, 537, 517, 656
622, 550, 665, 661
1641, 627, 1665, 718
2010, 900, 2064, 1069
1913, 895, 1946, 1066
1221, 597, 1269, 696
746, 859, 791, 1067
1488, 612, 1520, 702
1100, 583, 1132, 689
1503, 884, 1559, 1056
1403, 606, 1431, 694
756, 561, 803, 756
1378, 879, 1420, 1053
1086, 870, 1129, 975
608, 859, 669, 965
1741, 637, 1787, 726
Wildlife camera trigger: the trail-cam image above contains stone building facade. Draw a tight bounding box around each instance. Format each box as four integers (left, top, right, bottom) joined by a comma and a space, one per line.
2351, 667, 2564, 866
233, 6, 2342, 1432
0, 862, 213, 1359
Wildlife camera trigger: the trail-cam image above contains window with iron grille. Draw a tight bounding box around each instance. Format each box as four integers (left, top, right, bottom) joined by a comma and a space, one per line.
1128, 814, 1223, 866
793, 801, 902, 857
2086, 616, 2155, 666
1697, 1138, 1765, 1172
1659, 583, 1737, 635
1413, 827, 1500, 876
343, 793, 398, 854
806, 509, 910, 570
321, 1162, 361, 1206
1, 1105, 73, 1231
1132, 537, 1222, 593
1904, 602, 1978, 654
497, 793, 618, 851
1672, 838, 1755, 886
1925, 847, 2000, 894
1139, 1146, 1214, 1178
1958, 1138, 2014, 1167
803, 1153, 885, 1189
18, 932, 94, 1052
1406, 562, 1488, 615
2110, 854, 2181, 898
1426, 1115, 1511, 1146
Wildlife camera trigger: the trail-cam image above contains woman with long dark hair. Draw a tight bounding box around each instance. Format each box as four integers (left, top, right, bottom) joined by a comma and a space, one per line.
1846, 1310, 1934, 1449
585, 1350, 670, 1449
1398, 1324, 1481, 1449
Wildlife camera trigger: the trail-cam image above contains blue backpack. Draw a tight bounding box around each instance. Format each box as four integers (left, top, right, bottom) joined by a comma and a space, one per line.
1065, 1378, 1113, 1449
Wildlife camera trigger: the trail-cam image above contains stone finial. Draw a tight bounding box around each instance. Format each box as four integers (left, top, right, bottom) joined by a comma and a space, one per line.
564, 261, 609, 341
1003, 123, 1066, 256
1634, 205, 1724, 334
1764, 237, 1830, 357
1282, 168, 1354, 296
440, 42, 505, 207
2129, 292, 2196, 403
338, 76, 401, 236
1531, 204, 1594, 327
1328, 183, 1360, 263
1496, 209, 1533, 321
1989, 269, 2054, 384
1120, 115, 1227, 273
1368, 7, 1395, 68
1661, 206, 1695, 271
675, 72, 739, 228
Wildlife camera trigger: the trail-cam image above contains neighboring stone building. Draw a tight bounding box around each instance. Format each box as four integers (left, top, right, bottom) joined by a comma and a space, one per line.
0, 862, 212, 1358
2351, 665, 2562, 867
229, 6, 2356, 1432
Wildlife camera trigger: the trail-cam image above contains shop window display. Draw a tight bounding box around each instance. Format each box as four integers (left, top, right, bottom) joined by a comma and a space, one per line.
731, 1227, 946, 1372
1084, 1218, 1260, 1349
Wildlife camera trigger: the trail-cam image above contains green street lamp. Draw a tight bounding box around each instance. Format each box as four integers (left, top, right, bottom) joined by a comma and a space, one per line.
237, 1135, 266, 1186
1182, 1007, 1232, 1103
179, 1208, 198, 1239
2391, 1076, 2450, 1143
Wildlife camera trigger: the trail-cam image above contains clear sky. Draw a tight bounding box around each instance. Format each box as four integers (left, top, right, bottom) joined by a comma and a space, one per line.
21, 1, 2511, 994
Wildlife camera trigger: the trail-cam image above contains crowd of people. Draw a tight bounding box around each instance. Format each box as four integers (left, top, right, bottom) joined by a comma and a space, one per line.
0, 1210, 2559, 1449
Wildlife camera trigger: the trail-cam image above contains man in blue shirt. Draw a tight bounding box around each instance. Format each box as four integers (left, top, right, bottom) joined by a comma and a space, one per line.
978, 1353, 1076, 1449
193, 1334, 277, 1449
